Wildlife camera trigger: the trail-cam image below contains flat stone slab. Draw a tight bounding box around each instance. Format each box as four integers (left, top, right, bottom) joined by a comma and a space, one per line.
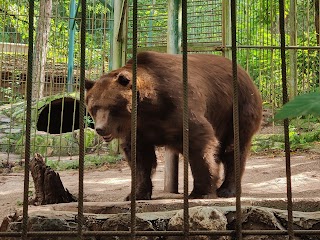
1, 198, 320, 240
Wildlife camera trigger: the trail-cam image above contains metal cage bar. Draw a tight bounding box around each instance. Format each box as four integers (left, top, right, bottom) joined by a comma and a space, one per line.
230, 1, 242, 239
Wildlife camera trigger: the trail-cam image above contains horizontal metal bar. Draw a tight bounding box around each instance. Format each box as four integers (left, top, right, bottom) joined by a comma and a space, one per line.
188, 25, 222, 28
227, 45, 320, 50
188, 14, 223, 17
188, 35, 223, 39
128, 6, 167, 10
189, 11, 221, 14
1, 230, 320, 237
128, 27, 167, 31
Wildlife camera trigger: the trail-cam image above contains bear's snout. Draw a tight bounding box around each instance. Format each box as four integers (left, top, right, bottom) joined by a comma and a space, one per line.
95, 127, 108, 136
95, 127, 113, 142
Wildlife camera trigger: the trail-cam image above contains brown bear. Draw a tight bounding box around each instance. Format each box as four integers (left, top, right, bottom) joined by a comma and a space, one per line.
85, 51, 262, 200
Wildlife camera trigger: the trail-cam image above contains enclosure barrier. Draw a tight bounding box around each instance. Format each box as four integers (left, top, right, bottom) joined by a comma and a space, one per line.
1, 0, 320, 240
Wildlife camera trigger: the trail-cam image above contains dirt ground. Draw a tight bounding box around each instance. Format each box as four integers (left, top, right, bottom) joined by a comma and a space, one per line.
1, 149, 320, 223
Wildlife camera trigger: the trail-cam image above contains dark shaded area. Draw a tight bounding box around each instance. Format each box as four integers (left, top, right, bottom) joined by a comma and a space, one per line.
37, 97, 94, 134
29, 153, 77, 205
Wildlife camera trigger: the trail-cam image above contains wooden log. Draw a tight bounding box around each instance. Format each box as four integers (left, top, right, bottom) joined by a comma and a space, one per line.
29, 153, 76, 205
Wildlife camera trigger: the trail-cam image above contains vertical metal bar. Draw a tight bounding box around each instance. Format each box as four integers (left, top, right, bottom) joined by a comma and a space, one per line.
181, 0, 189, 239
279, 0, 294, 239
67, 0, 76, 92
131, 0, 138, 239
230, 0, 242, 240
78, 0, 86, 238
164, 0, 180, 194
121, 1, 128, 66
22, 0, 34, 239
289, 0, 297, 99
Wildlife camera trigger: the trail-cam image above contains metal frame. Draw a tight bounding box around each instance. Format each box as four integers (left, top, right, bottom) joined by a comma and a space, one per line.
1, 0, 319, 239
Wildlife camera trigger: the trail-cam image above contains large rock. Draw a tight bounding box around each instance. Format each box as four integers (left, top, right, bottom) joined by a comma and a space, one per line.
167, 206, 228, 240
225, 207, 286, 240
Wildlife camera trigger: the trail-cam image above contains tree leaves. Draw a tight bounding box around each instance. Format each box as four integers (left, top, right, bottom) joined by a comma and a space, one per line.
275, 92, 320, 120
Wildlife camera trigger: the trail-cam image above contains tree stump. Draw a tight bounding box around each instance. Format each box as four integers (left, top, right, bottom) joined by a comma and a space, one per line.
29, 153, 77, 205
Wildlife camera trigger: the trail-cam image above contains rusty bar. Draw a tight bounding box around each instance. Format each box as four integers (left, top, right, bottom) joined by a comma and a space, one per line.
230, 0, 242, 239
21, 0, 34, 239
181, 0, 189, 239
77, 0, 86, 238
279, 0, 294, 239
131, 0, 138, 239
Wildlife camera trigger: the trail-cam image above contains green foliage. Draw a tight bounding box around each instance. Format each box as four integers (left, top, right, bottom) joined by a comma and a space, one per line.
46, 154, 123, 171
14, 129, 100, 156
84, 154, 123, 167
0, 86, 24, 105
46, 159, 79, 171
253, 116, 320, 153
252, 130, 320, 153
84, 115, 94, 127
0, 131, 23, 152
275, 92, 320, 120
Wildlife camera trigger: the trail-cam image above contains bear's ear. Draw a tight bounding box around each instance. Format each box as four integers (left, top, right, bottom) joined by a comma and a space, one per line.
116, 72, 131, 87
85, 79, 95, 90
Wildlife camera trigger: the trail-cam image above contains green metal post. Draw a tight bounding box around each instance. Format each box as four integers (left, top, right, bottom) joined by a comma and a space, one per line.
222, 0, 232, 59
67, 0, 77, 92
167, 0, 180, 53
110, 0, 127, 154
112, 0, 124, 69
164, 0, 180, 194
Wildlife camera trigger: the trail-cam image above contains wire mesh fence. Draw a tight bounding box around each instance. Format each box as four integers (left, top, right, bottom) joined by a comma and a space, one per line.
0, 0, 110, 165
0, 0, 320, 239
127, 0, 223, 53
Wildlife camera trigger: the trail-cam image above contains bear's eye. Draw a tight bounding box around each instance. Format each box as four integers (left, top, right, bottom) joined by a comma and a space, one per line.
91, 106, 98, 116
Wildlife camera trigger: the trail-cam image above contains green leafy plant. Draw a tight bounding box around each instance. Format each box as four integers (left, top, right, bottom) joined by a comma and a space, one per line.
275, 92, 320, 120
0, 86, 24, 105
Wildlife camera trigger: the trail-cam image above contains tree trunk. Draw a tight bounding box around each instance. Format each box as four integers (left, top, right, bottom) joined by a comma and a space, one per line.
32, 0, 52, 99
30, 153, 77, 205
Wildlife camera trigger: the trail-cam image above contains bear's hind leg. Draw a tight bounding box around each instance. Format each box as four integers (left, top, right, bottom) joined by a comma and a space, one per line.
216, 140, 251, 198
122, 142, 157, 200
188, 119, 221, 199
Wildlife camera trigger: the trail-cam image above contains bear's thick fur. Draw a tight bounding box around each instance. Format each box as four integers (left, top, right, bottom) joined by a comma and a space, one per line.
85, 51, 262, 200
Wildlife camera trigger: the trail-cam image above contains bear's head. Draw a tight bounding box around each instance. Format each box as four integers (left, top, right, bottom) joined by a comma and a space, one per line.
85, 70, 134, 141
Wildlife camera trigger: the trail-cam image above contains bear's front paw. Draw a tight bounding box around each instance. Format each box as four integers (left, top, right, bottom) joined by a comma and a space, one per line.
216, 187, 237, 198
124, 192, 152, 201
